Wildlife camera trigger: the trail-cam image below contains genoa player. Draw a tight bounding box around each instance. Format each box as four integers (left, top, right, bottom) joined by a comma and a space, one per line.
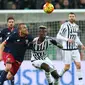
0, 16, 16, 85
0, 23, 33, 85
30, 25, 62, 85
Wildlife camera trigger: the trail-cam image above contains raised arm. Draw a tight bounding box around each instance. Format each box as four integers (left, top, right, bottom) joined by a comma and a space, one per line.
50, 39, 63, 49
57, 24, 68, 41
0, 40, 6, 61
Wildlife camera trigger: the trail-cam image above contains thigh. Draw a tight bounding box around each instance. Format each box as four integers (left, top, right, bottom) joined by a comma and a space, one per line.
31, 60, 44, 69
10, 61, 22, 76
72, 50, 81, 62
63, 50, 72, 64
44, 57, 56, 72
2, 52, 15, 65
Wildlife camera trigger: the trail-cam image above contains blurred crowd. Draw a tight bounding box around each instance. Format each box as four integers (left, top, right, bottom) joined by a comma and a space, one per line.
0, 0, 85, 9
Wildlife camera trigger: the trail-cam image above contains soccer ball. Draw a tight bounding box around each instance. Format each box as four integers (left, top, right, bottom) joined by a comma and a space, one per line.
43, 2, 54, 14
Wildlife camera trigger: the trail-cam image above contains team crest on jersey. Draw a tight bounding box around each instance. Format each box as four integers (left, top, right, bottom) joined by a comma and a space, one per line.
17, 39, 20, 42
7, 32, 10, 34
25, 39, 29, 44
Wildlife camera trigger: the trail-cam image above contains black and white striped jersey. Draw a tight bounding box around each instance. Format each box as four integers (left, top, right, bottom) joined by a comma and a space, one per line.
31, 36, 51, 60
57, 21, 82, 50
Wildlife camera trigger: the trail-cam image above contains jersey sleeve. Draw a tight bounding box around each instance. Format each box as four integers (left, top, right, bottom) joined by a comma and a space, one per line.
75, 35, 83, 46
75, 25, 83, 46
0, 30, 4, 38
28, 34, 34, 42
27, 34, 34, 49
56, 23, 68, 41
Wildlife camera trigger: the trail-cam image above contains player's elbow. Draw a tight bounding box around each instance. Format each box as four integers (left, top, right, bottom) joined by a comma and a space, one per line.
56, 34, 61, 40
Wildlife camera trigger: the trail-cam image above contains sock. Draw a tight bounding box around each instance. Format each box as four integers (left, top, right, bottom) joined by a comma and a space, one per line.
76, 69, 83, 85
76, 69, 82, 79
59, 69, 67, 77
51, 70, 59, 80
49, 82, 54, 85
0, 70, 8, 85
10, 77, 14, 85
45, 72, 53, 84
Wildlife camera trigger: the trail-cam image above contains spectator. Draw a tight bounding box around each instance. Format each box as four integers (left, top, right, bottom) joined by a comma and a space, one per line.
79, 0, 85, 8
55, 2, 61, 9
61, 0, 71, 9
12, 3, 17, 9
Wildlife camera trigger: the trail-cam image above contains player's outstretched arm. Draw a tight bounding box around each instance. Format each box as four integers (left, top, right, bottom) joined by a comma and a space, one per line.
50, 39, 63, 49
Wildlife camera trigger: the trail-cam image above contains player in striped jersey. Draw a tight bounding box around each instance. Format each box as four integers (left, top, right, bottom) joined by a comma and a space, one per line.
30, 25, 63, 85
56, 12, 85, 85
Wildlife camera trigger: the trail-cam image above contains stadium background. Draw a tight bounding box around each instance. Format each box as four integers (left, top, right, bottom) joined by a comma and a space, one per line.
0, 10, 85, 85
0, 10, 85, 60
0, 0, 85, 84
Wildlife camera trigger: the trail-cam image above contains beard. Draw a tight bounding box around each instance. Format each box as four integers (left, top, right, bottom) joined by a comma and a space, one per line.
69, 19, 75, 23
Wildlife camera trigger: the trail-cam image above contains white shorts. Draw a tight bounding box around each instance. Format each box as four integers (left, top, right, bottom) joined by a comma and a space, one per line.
31, 57, 56, 72
62, 50, 81, 64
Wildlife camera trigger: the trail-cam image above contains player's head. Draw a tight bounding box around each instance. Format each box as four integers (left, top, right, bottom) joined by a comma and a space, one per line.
18, 23, 28, 37
7, 16, 15, 29
38, 25, 47, 38
68, 12, 76, 23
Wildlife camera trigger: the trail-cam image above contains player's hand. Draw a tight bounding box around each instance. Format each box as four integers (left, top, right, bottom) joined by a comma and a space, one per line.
81, 45, 85, 50
57, 43, 63, 49
68, 39, 74, 43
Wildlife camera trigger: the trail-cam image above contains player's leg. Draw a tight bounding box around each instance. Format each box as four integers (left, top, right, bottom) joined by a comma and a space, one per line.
10, 77, 14, 85
0, 70, 14, 85
60, 51, 71, 77
0, 63, 12, 85
73, 50, 83, 85
0, 52, 15, 85
44, 57, 60, 79
41, 63, 54, 85
44, 57, 60, 85
45, 72, 53, 85
32, 60, 54, 85
51, 70, 59, 80
7, 60, 22, 85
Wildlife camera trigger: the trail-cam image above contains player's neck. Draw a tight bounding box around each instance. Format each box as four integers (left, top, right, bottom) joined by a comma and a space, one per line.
8, 27, 14, 31
69, 21, 75, 24
38, 37, 45, 43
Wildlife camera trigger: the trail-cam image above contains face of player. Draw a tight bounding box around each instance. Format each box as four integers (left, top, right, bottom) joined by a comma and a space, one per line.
7, 19, 15, 29
20, 24, 28, 37
69, 14, 76, 23
39, 29, 47, 38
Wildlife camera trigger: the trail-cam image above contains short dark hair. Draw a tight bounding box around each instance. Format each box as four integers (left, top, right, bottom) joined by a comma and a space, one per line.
69, 12, 76, 16
39, 25, 47, 30
7, 16, 15, 22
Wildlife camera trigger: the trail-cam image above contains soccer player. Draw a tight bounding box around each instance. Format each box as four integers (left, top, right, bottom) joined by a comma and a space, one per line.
0, 16, 16, 85
30, 25, 63, 85
0, 23, 33, 85
56, 12, 85, 85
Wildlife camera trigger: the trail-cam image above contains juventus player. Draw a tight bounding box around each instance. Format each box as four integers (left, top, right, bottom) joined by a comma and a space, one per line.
30, 25, 63, 85
56, 12, 85, 85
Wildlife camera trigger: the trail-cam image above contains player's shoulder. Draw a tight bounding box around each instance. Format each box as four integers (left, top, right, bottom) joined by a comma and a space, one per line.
33, 37, 39, 41
45, 36, 50, 40
74, 23, 79, 27
1, 28, 8, 32
27, 34, 34, 41
0, 28, 9, 35
61, 21, 68, 27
